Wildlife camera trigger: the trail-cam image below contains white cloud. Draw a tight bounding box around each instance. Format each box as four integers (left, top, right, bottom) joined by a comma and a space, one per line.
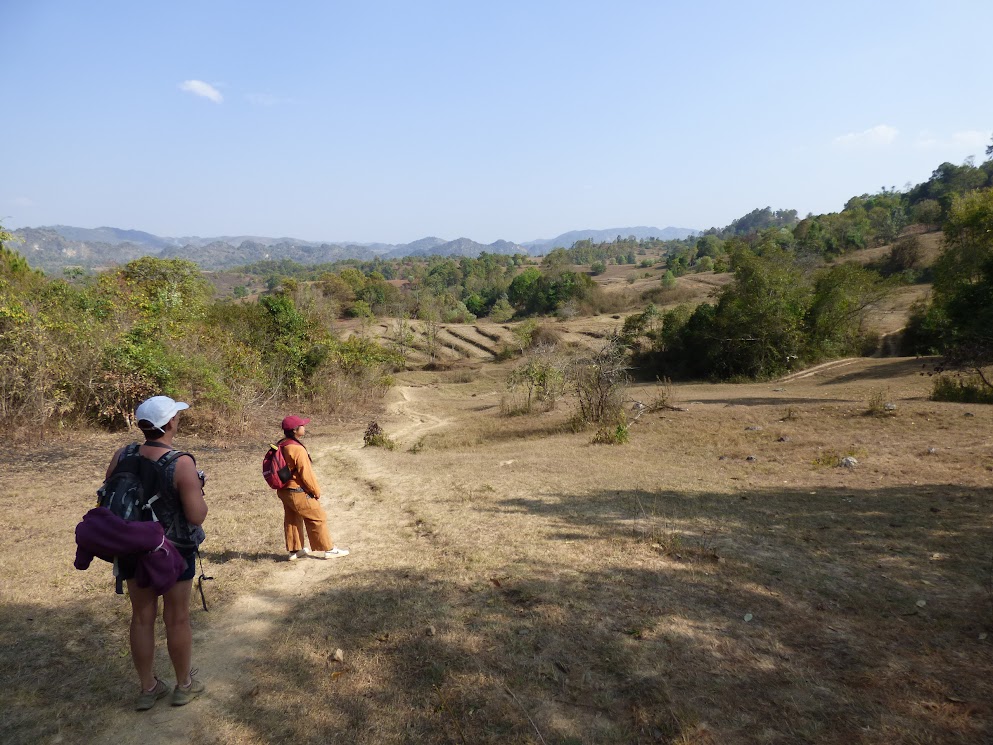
951, 130, 988, 148
914, 129, 989, 151
833, 125, 899, 148
179, 80, 223, 103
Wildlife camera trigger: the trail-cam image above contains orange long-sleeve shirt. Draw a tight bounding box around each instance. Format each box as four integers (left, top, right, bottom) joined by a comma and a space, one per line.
281, 439, 321, 498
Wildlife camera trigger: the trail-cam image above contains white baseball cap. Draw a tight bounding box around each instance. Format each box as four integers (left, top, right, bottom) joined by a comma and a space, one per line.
135, 396, 190, 428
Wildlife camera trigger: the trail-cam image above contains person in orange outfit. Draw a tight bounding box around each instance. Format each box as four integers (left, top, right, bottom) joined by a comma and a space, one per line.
275, 415, 349, 561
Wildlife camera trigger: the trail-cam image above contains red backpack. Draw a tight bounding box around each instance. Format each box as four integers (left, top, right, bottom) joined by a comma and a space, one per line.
262, 440, 293, 489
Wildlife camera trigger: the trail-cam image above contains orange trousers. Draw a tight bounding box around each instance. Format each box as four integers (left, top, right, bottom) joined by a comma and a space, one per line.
277, 489, 332, 552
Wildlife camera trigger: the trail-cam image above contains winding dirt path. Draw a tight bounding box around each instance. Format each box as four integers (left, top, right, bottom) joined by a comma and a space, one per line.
92, 386, 448, 744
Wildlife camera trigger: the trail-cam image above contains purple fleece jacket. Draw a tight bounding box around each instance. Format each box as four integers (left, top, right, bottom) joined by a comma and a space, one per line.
74, 507, 186, 595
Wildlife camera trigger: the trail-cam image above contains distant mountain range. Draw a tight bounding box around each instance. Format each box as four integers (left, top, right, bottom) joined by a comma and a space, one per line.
9, 224, 698, 274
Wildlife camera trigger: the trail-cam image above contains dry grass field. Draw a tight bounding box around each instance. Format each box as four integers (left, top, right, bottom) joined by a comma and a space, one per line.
2, 351, 992, 745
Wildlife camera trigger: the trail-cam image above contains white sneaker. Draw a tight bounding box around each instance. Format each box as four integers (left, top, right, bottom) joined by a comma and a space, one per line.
288, 551, 299, 561
300, 547, 311, 556
314, 547, 349, 559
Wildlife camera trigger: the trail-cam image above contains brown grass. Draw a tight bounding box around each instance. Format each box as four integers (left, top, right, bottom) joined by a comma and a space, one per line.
3, 357, 993, 744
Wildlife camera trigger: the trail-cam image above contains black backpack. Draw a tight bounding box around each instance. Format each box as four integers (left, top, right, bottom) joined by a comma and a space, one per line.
98, 444, 202, 552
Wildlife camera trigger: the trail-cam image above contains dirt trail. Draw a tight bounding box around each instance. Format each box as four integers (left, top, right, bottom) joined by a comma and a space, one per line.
92, 386, 448, 745
777, 357, 857, 382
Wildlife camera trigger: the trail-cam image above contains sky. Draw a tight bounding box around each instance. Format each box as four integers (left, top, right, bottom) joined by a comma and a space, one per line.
2, 0, 991, 245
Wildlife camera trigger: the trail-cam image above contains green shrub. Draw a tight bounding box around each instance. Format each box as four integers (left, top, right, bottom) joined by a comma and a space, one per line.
931, 374, 993, 404
363, 421, 397, 449
591, 422, 629, 445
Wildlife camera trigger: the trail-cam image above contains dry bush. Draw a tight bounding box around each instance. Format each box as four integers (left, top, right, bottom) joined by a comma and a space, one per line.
363, 421, 397, 450
571, 337, 630, 425
646, 377, 677, 412
530, 324, 562, 348
782, 405, 801, 421
446, 368, 477, 384
864, 389, 894, 417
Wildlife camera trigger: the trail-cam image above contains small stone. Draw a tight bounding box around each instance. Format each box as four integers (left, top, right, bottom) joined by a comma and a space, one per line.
772, 388, 786, 392
743, 613, 753, 622
964, 412, 975, 417
745, 455, 758, 462
980, 633, 988, 641
777, 436, 791, 443
915, 600, 926, 608
718, 455, 730, 461
926, 447, 938, 455
839, 457, 858, 468
333, 648, 344, 662
745, 426, 763, 431
517, 629, 530, 636
884, 402, 897, 411
426, 625, 436, 636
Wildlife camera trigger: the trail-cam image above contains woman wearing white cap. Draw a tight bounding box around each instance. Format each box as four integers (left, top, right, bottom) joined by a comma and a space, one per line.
105, 395, 208, 710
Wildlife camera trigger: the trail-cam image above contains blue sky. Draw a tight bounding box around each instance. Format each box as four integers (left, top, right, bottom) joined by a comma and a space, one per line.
2, 0, 991, 244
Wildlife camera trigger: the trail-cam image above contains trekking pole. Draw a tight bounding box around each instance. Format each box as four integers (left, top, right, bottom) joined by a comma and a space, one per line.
195, 550, 214, 611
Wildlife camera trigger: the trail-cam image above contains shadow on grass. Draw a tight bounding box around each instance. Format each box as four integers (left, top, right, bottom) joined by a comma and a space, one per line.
7, 483, 992, 745
689, 396, 856, 407
0, 597, 139, 745
199, 549, 287, 564
205, 485, 993, 742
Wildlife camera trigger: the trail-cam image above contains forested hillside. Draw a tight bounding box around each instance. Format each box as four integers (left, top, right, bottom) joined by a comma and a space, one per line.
3, 147, 993, 433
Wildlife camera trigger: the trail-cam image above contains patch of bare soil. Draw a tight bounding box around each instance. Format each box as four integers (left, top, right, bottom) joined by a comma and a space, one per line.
3, 357, 992, 744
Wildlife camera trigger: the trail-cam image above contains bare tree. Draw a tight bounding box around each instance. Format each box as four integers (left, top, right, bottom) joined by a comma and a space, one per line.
570, 335, 630, 425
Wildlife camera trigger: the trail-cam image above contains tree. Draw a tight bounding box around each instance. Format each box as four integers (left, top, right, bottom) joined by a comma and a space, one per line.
488, 295, 515, 323
806, 263, 888, 358
388, 313, 415, 366
507, 348, 565, 412
912, 199, 942, 231
930, 188, 993, 389
507, 267, 542, 311
704, 247, 812, 379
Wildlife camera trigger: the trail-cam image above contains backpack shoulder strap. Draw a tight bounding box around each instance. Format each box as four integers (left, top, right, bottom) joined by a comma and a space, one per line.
272, 439, 303, 481
282, 436, 312, 463
108, 443, 143, 476
155, 449, 194, 469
